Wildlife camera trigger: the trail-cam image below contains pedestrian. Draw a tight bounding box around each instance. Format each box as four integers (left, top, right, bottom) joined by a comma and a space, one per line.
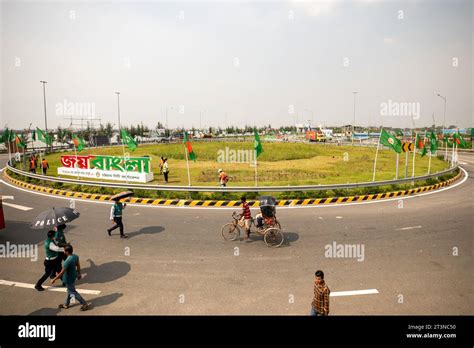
52, 245, 90, 311
35, 230, 65, 291
162, 157, 169, 183
41, 158, 49, 175
159, 156, 164, 174
54, 224, 69, 276
107, 199, 128, 238
29, 156, 36, 174
310, 270, 330, 316
240, 196, 252, 241
218, 169, 229, 187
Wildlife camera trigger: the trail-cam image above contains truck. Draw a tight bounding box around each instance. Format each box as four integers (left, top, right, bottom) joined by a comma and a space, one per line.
306, 131, 326, 142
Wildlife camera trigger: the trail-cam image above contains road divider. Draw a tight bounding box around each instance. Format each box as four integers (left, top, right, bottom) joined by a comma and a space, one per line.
2, 168, 463, 208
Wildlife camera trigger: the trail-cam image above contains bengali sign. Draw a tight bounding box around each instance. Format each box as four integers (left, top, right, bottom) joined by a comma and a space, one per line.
58, 155, 153, 183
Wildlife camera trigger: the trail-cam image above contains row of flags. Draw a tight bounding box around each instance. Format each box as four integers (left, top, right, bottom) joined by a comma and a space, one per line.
0, 127, 87, 151
379, 129, 467, 156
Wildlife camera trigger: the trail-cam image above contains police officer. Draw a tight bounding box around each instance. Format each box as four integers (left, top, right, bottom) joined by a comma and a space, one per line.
107, 199, 128, 238
35, 230, 65, 291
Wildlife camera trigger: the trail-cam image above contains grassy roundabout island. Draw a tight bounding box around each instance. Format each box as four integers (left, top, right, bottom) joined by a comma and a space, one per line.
8, 141, 455, 200
42, 141, 449, 184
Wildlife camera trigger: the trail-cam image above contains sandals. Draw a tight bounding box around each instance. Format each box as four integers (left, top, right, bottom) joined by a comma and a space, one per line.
58, 304, 68, 309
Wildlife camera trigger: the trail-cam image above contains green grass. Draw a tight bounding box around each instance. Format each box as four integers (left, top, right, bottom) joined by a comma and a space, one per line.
31, 141, 449, 187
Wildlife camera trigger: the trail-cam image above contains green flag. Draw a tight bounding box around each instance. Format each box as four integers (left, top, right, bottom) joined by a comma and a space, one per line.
72, 134, 86, 151
254, 129, 263, 157
36, 127, 52, 145
453, 131, 467, 148
183, 131, 196, 161
120, 129, 137, 151
395, 130, 404, 137
380, 129, 402, 153
429, 132, 437, 154
0, 129, 7, 144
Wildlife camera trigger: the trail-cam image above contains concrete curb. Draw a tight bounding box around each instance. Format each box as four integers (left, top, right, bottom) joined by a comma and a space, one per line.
3, 169, 462, 208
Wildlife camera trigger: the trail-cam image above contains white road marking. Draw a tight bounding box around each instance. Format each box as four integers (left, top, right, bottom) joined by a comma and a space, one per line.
0, 279, 101, 295
330, 289, 379, 297
1, 195, 14, 200
0, 167, 469, 211
397, 225, 422, 231
2, 202, 33, 211
335, 216, 343, 219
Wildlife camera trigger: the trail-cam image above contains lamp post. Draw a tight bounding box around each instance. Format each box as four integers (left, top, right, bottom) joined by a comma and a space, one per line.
305, 109, 314, 129
40, 81, 48, 131
115, 92, 121, 129
352, 91, 358, 144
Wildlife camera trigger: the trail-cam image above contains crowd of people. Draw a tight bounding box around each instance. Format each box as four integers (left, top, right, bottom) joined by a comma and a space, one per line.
28, 154, 49, 175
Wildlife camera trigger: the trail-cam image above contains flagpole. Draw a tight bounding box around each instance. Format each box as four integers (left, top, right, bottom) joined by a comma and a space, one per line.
7, 136, 12, 166
254, 149, 258, 186
372, 128, 382, 181
454, 143, 458, 166
120, 137, 129, 184
404, 150, 408, 178
428, 150, 432, 175
412, 132, 417, 177
395, 153, 399, 179
73, 143, 80, 180
184, 144, 191, 186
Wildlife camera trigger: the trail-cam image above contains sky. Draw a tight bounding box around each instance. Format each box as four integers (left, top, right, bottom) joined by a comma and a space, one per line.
1, 0, 472, 130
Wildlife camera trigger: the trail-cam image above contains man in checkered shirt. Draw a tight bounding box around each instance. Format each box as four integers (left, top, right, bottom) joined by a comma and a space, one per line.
311, 270, 330, 316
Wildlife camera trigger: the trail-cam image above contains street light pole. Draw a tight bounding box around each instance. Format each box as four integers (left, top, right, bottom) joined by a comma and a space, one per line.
305, 109, 314, 129
437, 94, 447, 160
40, 81, 48, 131
115, 92, 121, 129
352, 91, 358, 144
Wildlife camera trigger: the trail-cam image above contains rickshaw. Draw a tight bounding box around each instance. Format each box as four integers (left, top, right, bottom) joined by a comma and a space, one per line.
221, 196, 284, 248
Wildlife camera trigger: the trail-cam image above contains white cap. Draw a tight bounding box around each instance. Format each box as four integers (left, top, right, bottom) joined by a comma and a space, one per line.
218, 169, 223, 173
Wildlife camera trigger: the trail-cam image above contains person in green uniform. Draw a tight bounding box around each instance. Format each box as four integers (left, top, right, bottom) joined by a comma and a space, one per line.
52, 245, 90, 311
35, 230, 64, 291
54, 224, 69, 284
107, 199, 128, 238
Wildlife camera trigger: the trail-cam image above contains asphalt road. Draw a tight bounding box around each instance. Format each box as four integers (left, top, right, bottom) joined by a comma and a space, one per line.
0, 153, 472, 315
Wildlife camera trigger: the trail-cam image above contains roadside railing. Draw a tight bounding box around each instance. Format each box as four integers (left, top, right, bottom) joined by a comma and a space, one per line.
5, 159, 458, 193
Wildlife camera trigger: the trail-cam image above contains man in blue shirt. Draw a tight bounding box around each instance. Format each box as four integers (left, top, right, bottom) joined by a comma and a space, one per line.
52, 245, 90, 311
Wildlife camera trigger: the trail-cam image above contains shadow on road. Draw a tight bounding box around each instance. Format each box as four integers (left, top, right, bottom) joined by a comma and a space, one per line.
29, 307, 61, 316
0, 220, 79, 246
28, 293, 123, 315
89, 292, 123, 310
127, 225, 165, 239
281, 231, 299, 247
79, 260, 131, 284
0, 220, 44, 245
